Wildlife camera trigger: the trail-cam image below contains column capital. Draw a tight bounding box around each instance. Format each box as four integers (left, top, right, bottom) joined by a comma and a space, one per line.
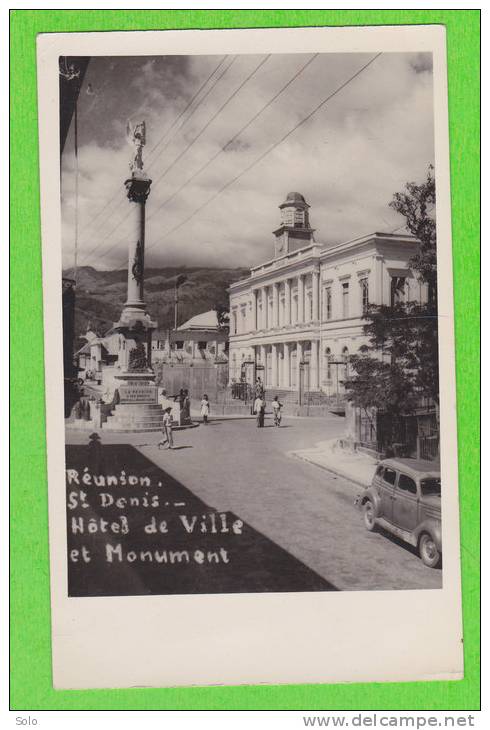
125, 175, 152, 203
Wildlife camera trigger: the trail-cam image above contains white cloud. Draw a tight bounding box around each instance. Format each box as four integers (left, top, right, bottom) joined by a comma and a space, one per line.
61, 52, 434, 271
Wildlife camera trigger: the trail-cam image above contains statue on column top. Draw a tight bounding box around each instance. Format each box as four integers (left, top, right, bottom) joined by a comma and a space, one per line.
126, 120, 146, 175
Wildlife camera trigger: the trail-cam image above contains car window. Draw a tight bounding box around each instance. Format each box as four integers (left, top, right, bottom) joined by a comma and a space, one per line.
375, 465, 384, 478
421, 478, 441, 497
382, 468, 397, 486
398, 473, 417, 494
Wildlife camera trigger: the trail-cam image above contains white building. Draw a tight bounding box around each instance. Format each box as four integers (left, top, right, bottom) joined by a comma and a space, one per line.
152, 310, 228, 363
229, 192, 425, 396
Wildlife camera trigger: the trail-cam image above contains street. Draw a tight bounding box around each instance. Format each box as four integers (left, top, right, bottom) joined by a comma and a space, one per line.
66, 414, 442, 592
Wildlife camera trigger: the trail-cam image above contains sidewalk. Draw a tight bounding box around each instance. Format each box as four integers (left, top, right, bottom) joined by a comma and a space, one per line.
290, 438, 378, 488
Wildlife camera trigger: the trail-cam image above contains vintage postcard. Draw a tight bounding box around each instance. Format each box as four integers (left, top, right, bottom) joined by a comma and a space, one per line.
36, 25, 463, 688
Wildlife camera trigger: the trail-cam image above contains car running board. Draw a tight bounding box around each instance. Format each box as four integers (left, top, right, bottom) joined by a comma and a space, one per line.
375, 517, 418, 547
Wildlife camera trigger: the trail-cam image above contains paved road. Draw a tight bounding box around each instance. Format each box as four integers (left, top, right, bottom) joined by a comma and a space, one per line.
67, 415, 442, 591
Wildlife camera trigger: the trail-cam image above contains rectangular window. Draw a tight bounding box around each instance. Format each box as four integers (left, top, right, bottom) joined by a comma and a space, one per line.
232, 311, 237, 334
360, 278, 369, 313
325, 287, 332, 320
342, 282, 349, 318
175, 340, 184, 350
390, 276, 406, 306
198, 341, 207, 351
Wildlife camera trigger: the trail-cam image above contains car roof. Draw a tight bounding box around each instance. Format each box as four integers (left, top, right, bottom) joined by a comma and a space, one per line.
380, 458, 440, 480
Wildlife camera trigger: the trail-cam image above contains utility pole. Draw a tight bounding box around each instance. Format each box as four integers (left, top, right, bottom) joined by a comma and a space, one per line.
174, 282, 179, 330
73, 94, 79, 284
59, 58, 82, 285
173, 274, 188, 330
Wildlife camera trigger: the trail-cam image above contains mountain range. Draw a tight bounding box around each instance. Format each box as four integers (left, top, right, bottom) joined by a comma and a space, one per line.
63, 265, 249, 343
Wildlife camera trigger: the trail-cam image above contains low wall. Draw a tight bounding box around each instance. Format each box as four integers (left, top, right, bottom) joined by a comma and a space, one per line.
190, 398, 345, 419
155, 362, 228, 402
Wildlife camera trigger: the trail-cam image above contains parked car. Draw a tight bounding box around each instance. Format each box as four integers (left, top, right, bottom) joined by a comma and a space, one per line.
355, 458, 441, 568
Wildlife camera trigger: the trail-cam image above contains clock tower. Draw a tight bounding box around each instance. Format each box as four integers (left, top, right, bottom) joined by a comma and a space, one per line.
273, 192, 315, 258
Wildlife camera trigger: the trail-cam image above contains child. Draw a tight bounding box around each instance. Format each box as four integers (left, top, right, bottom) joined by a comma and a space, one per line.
272, 396, 283, 427
159, 406, 174, 449
200, 394, 210, 424
254, 395, 265, 428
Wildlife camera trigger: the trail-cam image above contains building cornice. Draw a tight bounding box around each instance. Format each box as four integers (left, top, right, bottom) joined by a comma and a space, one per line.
229, 232, 417, 293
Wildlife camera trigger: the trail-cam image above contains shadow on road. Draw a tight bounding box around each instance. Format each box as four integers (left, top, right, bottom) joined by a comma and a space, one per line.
66, 442, 338, 597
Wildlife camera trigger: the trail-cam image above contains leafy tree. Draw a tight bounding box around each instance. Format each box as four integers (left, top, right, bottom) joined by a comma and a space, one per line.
390, 164, 437, 302
345, 167, 439, 444
214, 286, 230, 332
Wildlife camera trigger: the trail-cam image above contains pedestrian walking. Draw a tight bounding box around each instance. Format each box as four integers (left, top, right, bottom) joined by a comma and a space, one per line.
158, 406, 174, 449
200, 394, 210, 424
254, 395, 265, 428
182, 389, 191, 421
272, 396, 283, 427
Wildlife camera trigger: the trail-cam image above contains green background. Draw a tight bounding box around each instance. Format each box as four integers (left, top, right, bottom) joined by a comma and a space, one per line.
10, 9, 480, 711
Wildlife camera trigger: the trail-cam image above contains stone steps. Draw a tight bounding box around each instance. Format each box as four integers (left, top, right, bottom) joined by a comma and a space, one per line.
113, 403, 163, 412
102, 423, 162, 433
102, 401, 166, 432
103, 416, 164, 427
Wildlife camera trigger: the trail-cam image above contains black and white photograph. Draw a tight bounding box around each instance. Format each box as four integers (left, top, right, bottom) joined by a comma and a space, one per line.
37, 26, 462, 688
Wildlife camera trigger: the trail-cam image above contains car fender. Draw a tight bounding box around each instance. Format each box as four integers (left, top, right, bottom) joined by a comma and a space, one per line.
356, 488, 381, 516
413, 519, 442, 552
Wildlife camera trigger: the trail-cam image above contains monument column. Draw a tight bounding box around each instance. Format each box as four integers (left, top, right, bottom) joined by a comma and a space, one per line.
123, 177, 150, 312
104, 121, 165, 433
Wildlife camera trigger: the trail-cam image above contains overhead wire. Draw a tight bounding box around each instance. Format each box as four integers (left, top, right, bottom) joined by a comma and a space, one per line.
147, 53, 319, 224
146, 54, 271, 200
76, 55, 231, 244
143, 53, 383, 258
78, 56, 239, 264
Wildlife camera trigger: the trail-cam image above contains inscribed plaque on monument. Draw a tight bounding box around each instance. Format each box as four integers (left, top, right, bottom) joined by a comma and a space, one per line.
118, 382, 157, 403
36, 24, 463, 689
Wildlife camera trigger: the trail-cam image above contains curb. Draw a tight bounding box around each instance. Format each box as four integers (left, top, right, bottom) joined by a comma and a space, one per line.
290, 451, 371, 489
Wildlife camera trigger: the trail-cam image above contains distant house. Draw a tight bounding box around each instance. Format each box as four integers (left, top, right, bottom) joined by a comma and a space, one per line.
76, 327, 121, 383
76, 308, 229, 388
153, 310, 228, 363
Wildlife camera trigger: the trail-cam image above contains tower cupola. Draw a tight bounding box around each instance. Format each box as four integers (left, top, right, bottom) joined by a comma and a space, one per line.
273, 192, 315, 257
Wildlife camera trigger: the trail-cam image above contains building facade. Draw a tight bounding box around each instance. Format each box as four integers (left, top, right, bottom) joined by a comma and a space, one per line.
152, 310, 228, 364
229, 193, 425, 397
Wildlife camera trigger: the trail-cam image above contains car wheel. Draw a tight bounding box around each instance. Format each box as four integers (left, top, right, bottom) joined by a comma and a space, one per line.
419, 533, 441, 568
363, 500, 376, 531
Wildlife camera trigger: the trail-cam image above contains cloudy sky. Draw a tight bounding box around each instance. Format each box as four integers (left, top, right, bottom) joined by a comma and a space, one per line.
61, 52, 434, 271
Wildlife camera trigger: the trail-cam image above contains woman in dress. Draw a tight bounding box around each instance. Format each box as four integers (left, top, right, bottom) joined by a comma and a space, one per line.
200, 394, 210, 425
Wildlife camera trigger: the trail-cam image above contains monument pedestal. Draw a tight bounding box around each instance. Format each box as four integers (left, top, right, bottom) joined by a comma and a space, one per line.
103, 371, 165, 432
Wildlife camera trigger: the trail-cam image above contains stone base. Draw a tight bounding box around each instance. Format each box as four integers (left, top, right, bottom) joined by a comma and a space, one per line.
113, 309, 157, 332
102, 402, 165, 432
